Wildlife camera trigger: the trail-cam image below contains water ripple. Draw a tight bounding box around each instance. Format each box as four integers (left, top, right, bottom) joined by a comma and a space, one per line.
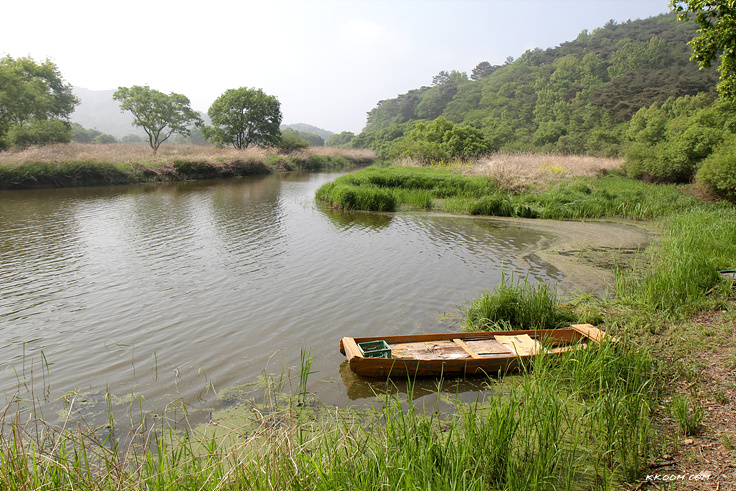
0, 175, 561, 422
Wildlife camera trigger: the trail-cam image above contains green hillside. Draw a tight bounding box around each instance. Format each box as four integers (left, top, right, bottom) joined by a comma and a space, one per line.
282, 123, 334, 142
354, 13, 719, 158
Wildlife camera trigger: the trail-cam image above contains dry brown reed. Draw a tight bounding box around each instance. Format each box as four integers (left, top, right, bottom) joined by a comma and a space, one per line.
464, 153, 623, 192
0, 143, 376, 167
395, 153, 624, 192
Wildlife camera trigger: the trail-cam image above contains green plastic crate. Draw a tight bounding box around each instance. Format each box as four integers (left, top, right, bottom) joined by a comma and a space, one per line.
358, 340, 391, 358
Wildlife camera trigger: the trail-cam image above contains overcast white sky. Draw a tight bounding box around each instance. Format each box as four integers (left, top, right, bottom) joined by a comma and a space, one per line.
3, 0, 672, 134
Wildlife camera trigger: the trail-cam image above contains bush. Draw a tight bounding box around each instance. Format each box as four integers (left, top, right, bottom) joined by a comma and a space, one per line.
279, 129, 310, 152
622, 142, 696, 183
4, 119, 72, 147
696, 140, 736, 201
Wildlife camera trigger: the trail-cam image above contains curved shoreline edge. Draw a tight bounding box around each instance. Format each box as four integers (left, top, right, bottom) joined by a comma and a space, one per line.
0, 154, 375, 190
432, 213, 654, 298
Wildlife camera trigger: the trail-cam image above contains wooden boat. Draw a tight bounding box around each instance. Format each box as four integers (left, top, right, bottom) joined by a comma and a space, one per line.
339, 324, 610, 378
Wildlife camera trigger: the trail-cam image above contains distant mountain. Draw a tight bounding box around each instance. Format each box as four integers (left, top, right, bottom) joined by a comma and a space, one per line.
69, 87, 145, 138
70, 89, 333, 143
281, 123, 334, 141
357, 13, 719, 156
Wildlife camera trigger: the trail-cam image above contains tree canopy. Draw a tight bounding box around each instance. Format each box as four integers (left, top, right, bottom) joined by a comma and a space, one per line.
113, 85, 203, 153
671, 0, 736, 101
388, 117, 490, 162
326, 131, 355, 147
203, 88, 282, 149
355, 13, 718, 157
0, 55, 78, 148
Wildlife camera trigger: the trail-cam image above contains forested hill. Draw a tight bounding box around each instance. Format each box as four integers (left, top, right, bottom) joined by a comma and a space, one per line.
356, 13, 719, 157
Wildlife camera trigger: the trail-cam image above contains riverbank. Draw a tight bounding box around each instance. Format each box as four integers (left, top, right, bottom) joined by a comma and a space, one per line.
472, 215, 655, 298
0, 143, 376, 189
459, 209, 736, 489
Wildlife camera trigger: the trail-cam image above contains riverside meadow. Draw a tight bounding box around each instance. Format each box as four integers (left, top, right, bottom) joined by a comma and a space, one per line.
1, 146, 735, 490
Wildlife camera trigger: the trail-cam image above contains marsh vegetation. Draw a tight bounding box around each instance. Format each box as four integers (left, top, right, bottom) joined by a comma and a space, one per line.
316, 155, 719, 220
0, 144, 376, 189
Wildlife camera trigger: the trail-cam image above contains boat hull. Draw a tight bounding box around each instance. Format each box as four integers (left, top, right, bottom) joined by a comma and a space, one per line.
339, 324, 608, 378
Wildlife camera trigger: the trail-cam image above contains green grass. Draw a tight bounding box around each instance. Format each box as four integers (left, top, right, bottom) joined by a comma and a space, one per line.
316, 166, 497, 212
669, 394, 705, 436
462, 275, 574, 331
0, 339, 658, 491
316, 166, 712, 220
615, 207, 736, 315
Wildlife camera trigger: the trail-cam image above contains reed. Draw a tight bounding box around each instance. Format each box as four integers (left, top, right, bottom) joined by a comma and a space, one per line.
615, 207, 736, 314
0, 144, 376, 189
316, 164, 708, 220
462, 275, 573, 331
0, 333, 661, 491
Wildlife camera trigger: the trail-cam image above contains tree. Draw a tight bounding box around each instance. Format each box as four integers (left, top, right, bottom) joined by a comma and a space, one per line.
671, 0, 736, 101
203, 87, 282, 149
92, 133, 117, 144
278, 128, 310, 152
71, 122, 102, 143
471, 61, 497, 81
113, 85, 203, 153
297, 131, 324, 147
122, 134, 144, 144
0, 56, 78, 148
326, 131, 355, 147
389, 117, 490, 162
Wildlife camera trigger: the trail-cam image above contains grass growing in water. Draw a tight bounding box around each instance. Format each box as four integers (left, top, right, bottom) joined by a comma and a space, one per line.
316, 165, 495, 212
0, 338, 658, 490
462, 276, 574, 331
317, 165, 710, 220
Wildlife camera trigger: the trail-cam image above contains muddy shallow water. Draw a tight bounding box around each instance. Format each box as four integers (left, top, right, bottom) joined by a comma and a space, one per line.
0, 170, 651, 425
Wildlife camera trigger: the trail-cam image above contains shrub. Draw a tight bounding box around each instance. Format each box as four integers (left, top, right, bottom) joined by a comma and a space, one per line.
696, 140, 736, 201
4, 119, 72, 147
279, 129, 310, 152
622, 142, 696, 183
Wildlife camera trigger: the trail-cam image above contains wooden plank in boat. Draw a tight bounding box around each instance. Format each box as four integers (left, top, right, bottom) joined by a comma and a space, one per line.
495, 334, 543, 356
453, 338, 482, 359
465, 339, 514, 356
392, 340, 470, 360
571, 324, 610, 343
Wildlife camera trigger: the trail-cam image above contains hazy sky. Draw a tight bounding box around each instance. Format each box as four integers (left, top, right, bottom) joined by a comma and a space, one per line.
3, 0, 672, 134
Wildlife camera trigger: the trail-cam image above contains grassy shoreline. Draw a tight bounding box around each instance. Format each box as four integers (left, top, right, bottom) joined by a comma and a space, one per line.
316, 162, 728, 221
0, 143, 377, 189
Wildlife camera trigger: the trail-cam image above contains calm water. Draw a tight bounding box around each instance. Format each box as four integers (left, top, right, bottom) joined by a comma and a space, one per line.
0, 170, 562, 423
